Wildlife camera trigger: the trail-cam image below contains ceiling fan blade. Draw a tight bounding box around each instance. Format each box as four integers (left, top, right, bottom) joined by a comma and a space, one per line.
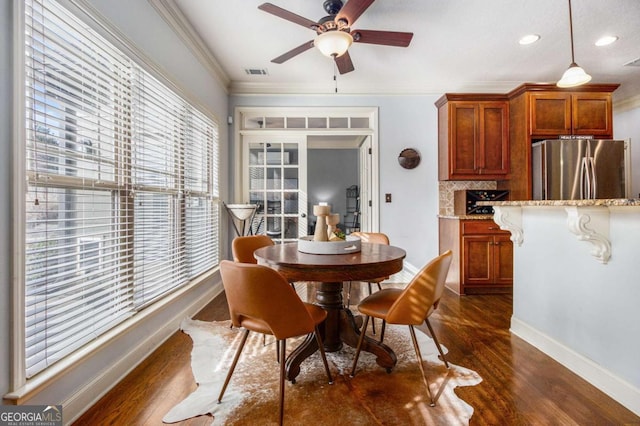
351, 29, 413, 47
258, 3, 318, 30
271, 40, 315, 64
335, 0, 375, 27
335, 51, 355, 74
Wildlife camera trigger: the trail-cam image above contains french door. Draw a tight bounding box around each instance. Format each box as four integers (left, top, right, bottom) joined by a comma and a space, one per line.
243, 135, 307, 242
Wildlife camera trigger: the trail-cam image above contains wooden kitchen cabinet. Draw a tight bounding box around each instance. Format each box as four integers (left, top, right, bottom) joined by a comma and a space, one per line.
498, 83, 619, 200
530, 91, 613, 136
437, 94, 509, 180
438, 218, 513, 295
461, 220, 513, 291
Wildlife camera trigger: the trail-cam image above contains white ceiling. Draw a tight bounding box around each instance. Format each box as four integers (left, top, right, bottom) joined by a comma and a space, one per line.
167, 0, 640, 103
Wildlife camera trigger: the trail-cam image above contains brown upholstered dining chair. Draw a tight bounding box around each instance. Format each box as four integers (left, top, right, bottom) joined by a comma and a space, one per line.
346, 232, 390, 334
232, 234, 274, 264
231, 234, 277, 346
218, 260, 333, 425
350, 250, 453, 407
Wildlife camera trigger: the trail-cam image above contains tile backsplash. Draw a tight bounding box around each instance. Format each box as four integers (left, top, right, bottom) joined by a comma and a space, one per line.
439, 181, 497, 216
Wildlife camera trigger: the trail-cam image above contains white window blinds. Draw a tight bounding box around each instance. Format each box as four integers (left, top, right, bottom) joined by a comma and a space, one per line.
24, 0, 219, 377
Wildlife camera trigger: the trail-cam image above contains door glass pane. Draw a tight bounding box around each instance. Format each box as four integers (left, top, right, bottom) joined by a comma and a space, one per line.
249, 167, 264, 190
249, 142, 264, 165
284, 143, 298, 165
267, 192, 281, 214
284, 217, 298, 239
283, 168, 298, 189
266, 168, 281, 190
283, 192, 298, 214
266, 217, 281, 238
265, 143, 282, 164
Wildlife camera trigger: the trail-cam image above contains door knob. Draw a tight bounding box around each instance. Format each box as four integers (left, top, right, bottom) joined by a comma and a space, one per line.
300, 213, 306, 218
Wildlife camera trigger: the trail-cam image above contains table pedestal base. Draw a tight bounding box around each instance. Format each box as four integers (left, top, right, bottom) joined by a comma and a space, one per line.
285, 281, 397, 382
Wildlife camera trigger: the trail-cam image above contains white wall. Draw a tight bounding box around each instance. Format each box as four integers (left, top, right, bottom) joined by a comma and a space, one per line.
509, 205, 640, 415
614, 105, 640, 198
1, 0, 228, 420
230, 95, 442, 269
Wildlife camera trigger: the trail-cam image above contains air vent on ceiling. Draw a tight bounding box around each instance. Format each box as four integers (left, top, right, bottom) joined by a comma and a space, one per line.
245, 68, 268, 75
623, 58, 640, 67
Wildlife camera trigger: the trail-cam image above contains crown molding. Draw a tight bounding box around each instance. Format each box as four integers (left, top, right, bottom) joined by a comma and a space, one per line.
147, 0, 230, 92
614, 93, 640, 112
229, 80, 521, 96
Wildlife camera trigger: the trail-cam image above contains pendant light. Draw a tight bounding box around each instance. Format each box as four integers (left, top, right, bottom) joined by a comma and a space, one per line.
557, 0, 591, 87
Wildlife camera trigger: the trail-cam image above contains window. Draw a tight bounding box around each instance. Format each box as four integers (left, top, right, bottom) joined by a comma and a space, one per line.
23, 0, 219, 377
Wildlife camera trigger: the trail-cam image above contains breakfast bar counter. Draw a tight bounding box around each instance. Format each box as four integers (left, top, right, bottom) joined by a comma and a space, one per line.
478, 199, 640, 417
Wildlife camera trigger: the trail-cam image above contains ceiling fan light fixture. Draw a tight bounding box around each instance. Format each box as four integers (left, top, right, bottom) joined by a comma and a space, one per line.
557, 0, 591, 88
557, 62, 592, 87
315, 30, 353, 57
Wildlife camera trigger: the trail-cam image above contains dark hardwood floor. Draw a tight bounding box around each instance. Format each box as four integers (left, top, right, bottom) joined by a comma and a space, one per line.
74, 284, 640, 425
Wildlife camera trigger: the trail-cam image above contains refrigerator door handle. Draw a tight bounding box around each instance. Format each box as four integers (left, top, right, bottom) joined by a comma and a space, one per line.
589, 157, 597, 199
580, 157, 589, 199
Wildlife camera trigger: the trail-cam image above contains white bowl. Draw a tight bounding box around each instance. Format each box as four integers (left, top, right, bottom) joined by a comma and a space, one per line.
297, 235, 361, 254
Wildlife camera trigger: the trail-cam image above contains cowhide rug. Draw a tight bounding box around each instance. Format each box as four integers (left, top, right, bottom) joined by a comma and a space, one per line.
163, 317, 482, 425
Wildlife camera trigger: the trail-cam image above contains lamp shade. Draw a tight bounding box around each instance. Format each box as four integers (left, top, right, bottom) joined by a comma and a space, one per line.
314, 31, 353, 57
557, 62, 592, 87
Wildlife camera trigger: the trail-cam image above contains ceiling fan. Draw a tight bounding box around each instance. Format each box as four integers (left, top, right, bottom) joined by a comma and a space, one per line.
258, 0, 414, 74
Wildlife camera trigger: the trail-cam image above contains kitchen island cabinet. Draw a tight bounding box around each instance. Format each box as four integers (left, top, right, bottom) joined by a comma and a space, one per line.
482, 199, 640, 418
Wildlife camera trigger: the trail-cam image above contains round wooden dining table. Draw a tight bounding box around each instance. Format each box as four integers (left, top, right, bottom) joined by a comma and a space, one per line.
254, 241, 406, 382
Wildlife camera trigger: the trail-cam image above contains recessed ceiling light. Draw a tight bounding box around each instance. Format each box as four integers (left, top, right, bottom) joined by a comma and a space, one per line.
519, 34, 540, 45
595, 35, 618, 46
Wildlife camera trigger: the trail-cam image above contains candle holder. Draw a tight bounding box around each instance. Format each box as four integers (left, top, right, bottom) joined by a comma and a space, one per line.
326, 213, 340, 240
313, 204, 331, 241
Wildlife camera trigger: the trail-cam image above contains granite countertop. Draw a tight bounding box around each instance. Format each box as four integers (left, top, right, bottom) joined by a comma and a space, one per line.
477, 198, 640, 207
438, 214, 495, 220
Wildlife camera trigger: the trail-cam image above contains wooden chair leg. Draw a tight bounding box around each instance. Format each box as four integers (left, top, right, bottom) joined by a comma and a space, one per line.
350, 315, 370, 377
278, 339, 286, 426
409, 325, 435, 406
314, 327, 334, 384
218, 329, 250, 403
425, 318, 449, 368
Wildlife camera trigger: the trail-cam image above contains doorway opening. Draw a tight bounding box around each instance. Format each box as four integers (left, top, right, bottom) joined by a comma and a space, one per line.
234, 107, 379, 240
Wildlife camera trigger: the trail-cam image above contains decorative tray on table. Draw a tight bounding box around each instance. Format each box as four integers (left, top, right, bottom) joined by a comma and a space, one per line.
297, 235, 361, 254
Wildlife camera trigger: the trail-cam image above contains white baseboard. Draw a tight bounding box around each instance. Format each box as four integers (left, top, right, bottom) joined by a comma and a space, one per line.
510, 316, 640, 417
63, 281, 223, 425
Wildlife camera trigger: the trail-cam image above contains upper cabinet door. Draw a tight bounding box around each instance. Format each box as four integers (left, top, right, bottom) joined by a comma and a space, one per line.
529, 93, 572, 136
438, 99, 509, 180
478, 102, 510, 177
572, 93, 613, 136
450, 102, 479, 176
529, 91, 613, 137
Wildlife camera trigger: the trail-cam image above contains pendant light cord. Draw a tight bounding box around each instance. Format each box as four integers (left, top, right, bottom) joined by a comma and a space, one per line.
568, 0, 575, 63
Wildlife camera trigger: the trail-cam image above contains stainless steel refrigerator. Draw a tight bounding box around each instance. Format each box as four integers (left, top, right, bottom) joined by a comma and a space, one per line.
532, 139, 629, 200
